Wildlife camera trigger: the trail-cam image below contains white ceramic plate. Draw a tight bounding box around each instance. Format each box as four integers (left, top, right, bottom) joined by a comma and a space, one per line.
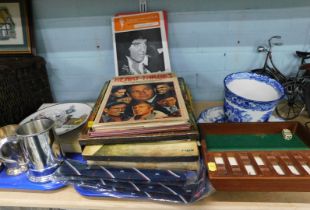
20, 103, 92, 135
197, 106, 284, 123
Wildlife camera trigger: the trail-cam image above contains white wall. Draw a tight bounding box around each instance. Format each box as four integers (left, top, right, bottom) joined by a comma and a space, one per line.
32, 0, 310, 102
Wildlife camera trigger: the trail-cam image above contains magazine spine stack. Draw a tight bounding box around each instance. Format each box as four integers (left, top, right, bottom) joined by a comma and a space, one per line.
78, 75, 199, 171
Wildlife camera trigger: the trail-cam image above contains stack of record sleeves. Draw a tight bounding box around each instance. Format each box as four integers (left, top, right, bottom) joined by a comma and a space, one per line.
53, 157, 214, 203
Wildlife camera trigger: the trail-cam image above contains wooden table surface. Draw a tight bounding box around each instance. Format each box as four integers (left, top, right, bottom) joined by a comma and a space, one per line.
1, 186, 310, 210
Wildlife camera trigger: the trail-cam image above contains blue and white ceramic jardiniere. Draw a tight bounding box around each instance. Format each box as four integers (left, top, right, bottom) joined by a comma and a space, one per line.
224, 72, 284, 122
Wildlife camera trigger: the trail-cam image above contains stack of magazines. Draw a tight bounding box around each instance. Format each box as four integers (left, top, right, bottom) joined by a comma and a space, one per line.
79, 73, 200, 171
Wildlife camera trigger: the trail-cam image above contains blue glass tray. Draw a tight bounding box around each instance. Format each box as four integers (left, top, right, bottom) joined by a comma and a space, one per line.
0, 153, 85, 191
0, 169, 65, 191
66, 152, 86, 163
0, 153, 86, 191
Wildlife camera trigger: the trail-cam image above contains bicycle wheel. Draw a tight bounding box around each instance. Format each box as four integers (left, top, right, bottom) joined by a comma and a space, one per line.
276, 80, 305, 119
275, 97, 304, 120
303, 81, 310, 117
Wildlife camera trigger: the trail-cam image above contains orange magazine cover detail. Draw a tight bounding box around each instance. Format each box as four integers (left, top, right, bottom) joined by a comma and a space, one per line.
115, 11, 168, 37
114, 12, 160, 32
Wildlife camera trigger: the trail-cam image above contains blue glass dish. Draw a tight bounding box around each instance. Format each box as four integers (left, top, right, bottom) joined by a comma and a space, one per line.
0, 153, 85, 191
0, 169, 65, 191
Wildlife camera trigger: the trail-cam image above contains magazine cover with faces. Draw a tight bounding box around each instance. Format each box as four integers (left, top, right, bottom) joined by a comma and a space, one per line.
91, 73, 190, 133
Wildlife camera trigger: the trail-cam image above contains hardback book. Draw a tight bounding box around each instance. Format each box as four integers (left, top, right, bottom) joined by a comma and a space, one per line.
112, 11, 171, 76
89, 73, 190, 134
86, 160, 200, 171
82, 140, 199, 162
79, 130, 198, 145
88, 124, 191, 137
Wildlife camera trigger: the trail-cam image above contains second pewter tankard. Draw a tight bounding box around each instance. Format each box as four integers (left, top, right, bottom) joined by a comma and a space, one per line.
15, 118, 63, 183
0, 125, 28, 176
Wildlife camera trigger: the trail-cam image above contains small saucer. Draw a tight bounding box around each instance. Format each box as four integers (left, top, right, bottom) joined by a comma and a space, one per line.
197, 106, 283, 123
197, 106, 226, 123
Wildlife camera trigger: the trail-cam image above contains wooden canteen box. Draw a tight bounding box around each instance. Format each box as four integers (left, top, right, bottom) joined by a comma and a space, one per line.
199, 122, 310, 191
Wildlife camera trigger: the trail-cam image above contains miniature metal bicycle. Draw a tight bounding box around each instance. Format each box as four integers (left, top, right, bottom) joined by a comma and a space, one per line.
251, 35, 310, 120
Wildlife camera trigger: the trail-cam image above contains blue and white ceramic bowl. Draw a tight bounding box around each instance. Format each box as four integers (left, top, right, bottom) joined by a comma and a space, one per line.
197, 106, 284, 123
224, 72, 284, 122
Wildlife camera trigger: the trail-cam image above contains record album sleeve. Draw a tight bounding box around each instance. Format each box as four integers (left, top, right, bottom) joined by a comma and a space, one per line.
112, 11, 171, 76
91, 73, 190, 132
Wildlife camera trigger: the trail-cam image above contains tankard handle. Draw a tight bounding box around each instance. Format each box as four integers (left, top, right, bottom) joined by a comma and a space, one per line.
0, 137, 19, 164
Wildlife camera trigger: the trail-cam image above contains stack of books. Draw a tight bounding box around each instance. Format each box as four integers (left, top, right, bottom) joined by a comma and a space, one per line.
79, 73, 200, 171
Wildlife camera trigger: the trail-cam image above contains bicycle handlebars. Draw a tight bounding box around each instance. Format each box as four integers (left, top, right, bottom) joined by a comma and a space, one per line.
257, 36, 283, 53
268, 35, 283, 48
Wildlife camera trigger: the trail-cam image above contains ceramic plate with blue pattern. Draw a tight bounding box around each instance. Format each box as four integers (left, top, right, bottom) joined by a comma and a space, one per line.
20, 103, 92, 135
197, 106, 283, 123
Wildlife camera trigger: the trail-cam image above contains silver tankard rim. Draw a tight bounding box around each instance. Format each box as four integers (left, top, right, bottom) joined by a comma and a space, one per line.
16, 118, 55, 138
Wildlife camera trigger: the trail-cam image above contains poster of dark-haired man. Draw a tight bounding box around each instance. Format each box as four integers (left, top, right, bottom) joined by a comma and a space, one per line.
112, 11, 171, 76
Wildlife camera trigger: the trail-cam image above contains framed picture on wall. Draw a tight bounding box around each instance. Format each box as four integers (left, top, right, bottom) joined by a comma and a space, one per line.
0, 0, 33, 55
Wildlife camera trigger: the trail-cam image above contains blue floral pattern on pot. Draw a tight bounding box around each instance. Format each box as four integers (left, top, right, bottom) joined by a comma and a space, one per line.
224, 89, 279, 111
224, 101, 252, 122
223, 72, 284, 122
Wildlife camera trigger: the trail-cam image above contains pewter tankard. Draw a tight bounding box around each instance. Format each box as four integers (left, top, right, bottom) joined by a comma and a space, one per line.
16, 118, 63, 183
0, 125, 28, 176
